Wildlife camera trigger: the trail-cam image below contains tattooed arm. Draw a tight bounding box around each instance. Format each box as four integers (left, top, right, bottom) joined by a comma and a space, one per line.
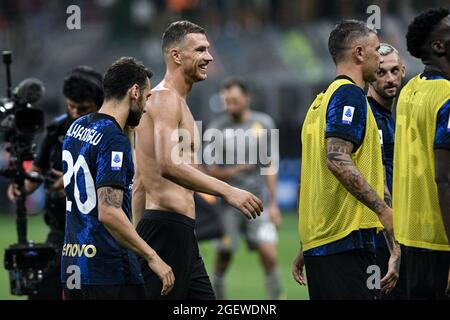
97, 186, 175, 295
326, 137, 393, 233
326, 137, 400, 292
98, 186, 156, 259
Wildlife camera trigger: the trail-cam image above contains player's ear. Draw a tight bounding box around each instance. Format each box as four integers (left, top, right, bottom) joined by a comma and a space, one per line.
401, 63, 406, 79
129, 84, 140, 100
353, 45, 364, 63
170, 48, 182, 65
431, 40, 445, 55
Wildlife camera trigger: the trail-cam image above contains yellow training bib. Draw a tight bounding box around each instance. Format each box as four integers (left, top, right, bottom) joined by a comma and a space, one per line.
298, 79, 384, 251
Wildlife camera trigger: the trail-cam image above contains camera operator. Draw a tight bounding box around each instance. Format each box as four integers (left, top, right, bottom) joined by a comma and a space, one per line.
7, 66, 103, 300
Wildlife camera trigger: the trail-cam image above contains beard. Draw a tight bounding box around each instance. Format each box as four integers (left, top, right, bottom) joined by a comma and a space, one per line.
126, 100, 144, 127
185, 64, 206, 82
378, 85, 399, 99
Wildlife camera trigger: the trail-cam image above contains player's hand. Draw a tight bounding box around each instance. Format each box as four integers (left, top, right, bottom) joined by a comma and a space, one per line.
223, 186, 263, 219
268, 201, 282, 228
147, 253, 175, 296
292, 249, 307, 286
446, 267, 450, 298
380, 243, 401, 294
7, 183, 21, 201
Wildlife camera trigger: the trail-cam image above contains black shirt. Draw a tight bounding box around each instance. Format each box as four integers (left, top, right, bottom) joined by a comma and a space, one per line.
367, 96, 395, 193
34, 113, 74, 233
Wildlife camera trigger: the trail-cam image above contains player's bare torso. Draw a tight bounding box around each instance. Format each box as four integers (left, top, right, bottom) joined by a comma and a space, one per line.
135, 84, 200, 219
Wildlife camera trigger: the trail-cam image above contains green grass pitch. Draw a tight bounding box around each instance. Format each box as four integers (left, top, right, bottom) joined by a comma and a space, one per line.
0, 212, 309, 300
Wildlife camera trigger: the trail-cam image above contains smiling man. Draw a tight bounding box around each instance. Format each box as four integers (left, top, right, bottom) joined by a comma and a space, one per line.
132, 20, 264, 300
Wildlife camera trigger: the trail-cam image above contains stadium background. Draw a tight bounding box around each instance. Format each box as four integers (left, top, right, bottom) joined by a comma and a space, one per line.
0, 0, 448, 299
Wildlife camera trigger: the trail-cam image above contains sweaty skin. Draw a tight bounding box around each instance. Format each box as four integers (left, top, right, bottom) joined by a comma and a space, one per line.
132, 32, 262, 225
134, 83, 199, 219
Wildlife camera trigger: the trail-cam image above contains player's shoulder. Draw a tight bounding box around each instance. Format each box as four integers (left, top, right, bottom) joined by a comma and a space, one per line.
69, 113, 125, 144
149, 84, 183, 109
146, 86, 184, 123
409, 73, 450, 90
329, 83, 366, 110
151, 86, 180, 99
89, 113, 122, 132
334, 83, 365, 97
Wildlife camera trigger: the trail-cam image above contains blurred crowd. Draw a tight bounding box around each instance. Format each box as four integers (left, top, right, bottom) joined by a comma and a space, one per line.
0, 0, 448, 213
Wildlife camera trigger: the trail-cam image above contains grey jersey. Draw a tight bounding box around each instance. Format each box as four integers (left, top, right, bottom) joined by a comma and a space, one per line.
205, 111, 277, 199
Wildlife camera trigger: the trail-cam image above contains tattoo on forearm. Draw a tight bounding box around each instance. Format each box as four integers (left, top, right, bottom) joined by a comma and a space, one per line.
383, 230, 395, 253
326, 138, 387, 214
383, 231, 401, 272
384, 191, 392, 208
98, 187, 123, 208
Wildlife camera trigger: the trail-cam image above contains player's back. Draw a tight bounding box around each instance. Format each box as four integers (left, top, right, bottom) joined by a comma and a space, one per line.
61, 112, 143, 285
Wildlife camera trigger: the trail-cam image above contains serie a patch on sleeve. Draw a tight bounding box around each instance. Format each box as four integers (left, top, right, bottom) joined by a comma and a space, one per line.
111, 151, 123, 171
447, 113, 450, 132
342, 106, 355, 124
378, 129, 384, 145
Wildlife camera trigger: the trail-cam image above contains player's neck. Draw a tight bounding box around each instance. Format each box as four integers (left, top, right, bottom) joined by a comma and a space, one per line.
423, 58, 450, 79
335, 63, 365, 89
367, 87, 394, 112
164, 69, 193, 99
98, 100, 128, 130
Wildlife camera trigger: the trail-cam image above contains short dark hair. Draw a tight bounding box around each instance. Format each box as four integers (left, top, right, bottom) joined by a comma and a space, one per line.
221, 78, 249, 95
63, 66, 104, 108
328, 20, 376, 64
103, 57, 153, 101
162, 20, 205, 54
406, 8, 449, 59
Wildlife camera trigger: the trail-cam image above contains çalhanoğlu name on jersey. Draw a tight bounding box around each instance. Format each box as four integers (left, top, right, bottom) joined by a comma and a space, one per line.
61, 112, 143, 286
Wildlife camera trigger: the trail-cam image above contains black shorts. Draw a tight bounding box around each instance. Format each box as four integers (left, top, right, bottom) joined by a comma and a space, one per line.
403, 246, 450, 300
63, 284, 147, 300
136, 210, 216, 300
304, 249, 377, 300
